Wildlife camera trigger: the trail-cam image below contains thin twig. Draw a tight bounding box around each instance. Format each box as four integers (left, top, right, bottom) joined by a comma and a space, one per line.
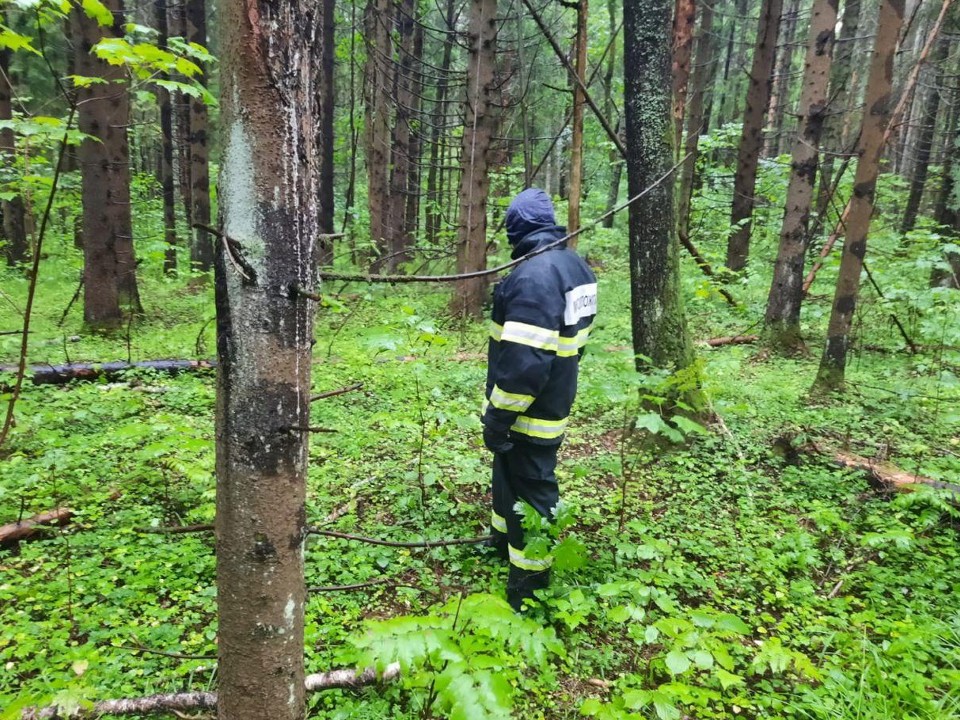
311, 383, 364, 402
308, 528, 492, 548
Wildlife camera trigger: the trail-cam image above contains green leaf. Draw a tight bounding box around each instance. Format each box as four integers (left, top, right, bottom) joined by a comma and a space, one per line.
81, 0, 114, 26
0, 26, 40, 55
714, 613, 751, 635
665, 649, 691, 675
672, 415, 708, 435
716, 668, 743, 690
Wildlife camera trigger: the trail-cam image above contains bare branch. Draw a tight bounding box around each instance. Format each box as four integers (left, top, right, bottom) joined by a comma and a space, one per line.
309, 528, 492, 549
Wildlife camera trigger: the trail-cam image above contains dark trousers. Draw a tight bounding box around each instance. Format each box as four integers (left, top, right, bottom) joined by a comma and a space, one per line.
490, 440, 559, 609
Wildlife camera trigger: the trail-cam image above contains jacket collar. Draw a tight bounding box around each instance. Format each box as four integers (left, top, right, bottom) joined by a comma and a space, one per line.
510, 225, 568, 259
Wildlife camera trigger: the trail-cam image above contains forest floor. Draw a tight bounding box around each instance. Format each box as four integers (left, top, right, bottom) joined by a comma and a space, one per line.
2, 190, 960, 719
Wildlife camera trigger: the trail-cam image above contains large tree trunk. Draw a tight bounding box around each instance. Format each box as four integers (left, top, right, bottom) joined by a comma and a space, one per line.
763, 0, 839, 351
215, 0, 321, 717
187, 0, 212, 271
450, 0, 497, 319
901, 35, 949, 234
404, 21, 425, 245
625, 0, 696, 371
74, 0, 141, 327
568, 0, 589, 236
677, 0, 715, 245
726, 0, 784, 271
813, 0, 904, 393
816, 0, 861, 221
364, 0, 393, 259
156, 0, 178, 274
1, 29, 29, 267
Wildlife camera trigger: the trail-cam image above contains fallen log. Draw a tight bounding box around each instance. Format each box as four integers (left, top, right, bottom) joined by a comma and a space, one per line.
0, 508, 74, 546
831, 450, 960, 494
0, 360, 217, 388
704, 335, 759, 347
20, 663, 401, 718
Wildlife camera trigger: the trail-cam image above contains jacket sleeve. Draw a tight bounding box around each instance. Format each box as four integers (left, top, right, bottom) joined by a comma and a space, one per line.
482, 274, 562, 432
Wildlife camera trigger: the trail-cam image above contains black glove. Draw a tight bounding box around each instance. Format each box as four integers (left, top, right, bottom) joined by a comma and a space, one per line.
483, 424, 514, 454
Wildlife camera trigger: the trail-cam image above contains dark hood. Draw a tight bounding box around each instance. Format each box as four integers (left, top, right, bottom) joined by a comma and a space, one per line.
506, 188, 557, 246
511, 225, 568, 259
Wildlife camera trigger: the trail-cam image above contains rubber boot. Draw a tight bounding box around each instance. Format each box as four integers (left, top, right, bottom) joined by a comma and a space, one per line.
507, 567, 551, 611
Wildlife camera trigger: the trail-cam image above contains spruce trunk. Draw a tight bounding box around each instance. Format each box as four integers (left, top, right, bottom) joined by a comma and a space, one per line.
726, 0, 784, 271
764, 0, 839, 350
187, 0, 212, 271
451, 0, 497, 319
813, 0, 904, 392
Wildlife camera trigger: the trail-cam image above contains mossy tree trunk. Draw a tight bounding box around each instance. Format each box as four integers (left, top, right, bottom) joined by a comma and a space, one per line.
215, 0, 321, 717
624, 0, 696, 372
813, 0, 904, 393
726, 0, 784, 271
451, 0, 497, 319
764, 0, 839, 351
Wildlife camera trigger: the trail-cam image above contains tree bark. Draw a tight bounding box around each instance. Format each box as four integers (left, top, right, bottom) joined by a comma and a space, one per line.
726, 0, 784, 271
677, 0, 715, 246
625, 0, 696, 371
764, 0, 839, 351
569, 0, 590, 237
901, 35, 949, 234
187, 0, 212, 271
813, 0, 905, 393
156, 0, 178, 274
816, 0, 861, 221
385, 0, 418, 270
215, 0, 321, 716
316, 0, 336, 265
74, 0, 141, 328
424, 0, 457, 246
671, 0, 696, 154
764, 0, 801, 157
364, 0, 393, 258
602, 0, 622, 227
450, 0, 497, 319
1, 27, 29, 267
932, 52, 960, 288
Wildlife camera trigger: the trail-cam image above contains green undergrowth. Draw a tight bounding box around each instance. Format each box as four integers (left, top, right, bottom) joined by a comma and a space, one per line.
2, 172, 960, 718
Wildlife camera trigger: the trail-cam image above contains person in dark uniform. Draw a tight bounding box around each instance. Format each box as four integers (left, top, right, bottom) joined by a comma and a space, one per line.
481, 188, 597, 610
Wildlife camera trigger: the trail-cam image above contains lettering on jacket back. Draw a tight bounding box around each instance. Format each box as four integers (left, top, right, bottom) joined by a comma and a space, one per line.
563, 283, 598, 326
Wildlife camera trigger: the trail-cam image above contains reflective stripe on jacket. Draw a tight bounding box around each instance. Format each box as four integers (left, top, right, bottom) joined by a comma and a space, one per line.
482, 226, 597, 445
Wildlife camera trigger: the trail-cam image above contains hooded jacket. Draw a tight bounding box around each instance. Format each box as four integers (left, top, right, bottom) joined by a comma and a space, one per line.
482, 189, 597, 445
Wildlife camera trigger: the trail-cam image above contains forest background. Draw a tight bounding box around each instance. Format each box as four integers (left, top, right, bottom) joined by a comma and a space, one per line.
1, 0, 960, 717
